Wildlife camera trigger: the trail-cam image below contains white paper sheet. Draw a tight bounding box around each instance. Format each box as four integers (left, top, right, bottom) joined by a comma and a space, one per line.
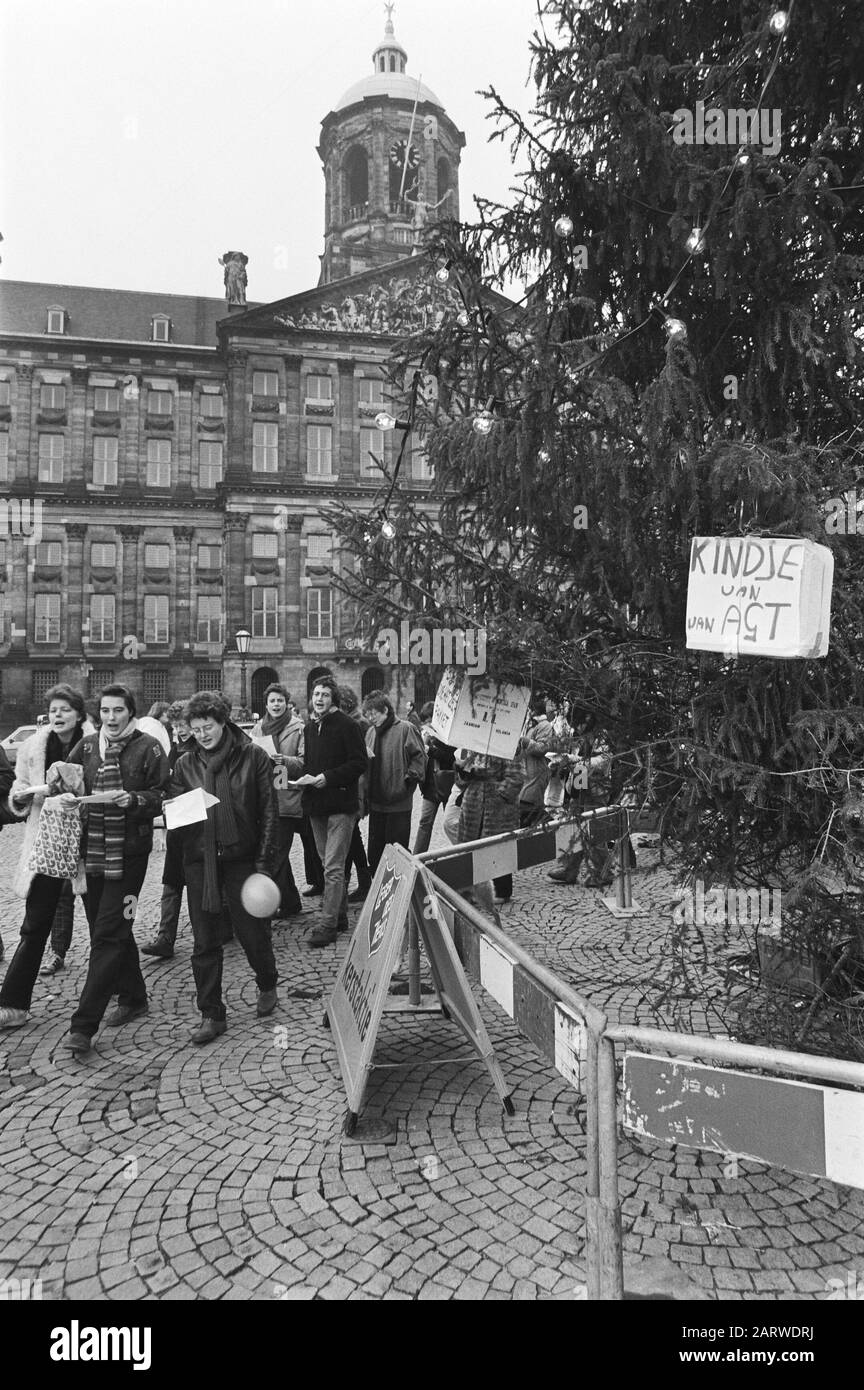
252, 735, 278, 757
163, 787, 219, 829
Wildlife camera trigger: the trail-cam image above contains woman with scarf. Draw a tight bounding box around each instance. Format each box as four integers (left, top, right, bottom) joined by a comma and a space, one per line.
361, 691, 426, 873
250, 683, 304, 923
60, 684, 170, 1054
0, 685, 95, 1030
169, 691, 279, 1045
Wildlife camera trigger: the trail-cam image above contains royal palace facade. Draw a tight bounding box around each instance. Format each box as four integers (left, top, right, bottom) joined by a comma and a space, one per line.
0, 11, 464, 722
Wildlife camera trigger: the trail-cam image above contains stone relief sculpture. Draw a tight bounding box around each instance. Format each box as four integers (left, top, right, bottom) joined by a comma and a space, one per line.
273, 275, 460, 336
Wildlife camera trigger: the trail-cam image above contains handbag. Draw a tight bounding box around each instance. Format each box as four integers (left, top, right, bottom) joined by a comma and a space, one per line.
27, 796, 83, 878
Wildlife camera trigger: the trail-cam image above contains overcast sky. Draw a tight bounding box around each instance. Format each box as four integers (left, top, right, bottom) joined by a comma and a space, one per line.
0, 0, 539, 304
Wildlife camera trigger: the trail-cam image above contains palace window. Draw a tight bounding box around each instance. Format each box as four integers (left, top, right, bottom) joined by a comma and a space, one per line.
252, 371, 279, 397
305, 374, 332, 402
143, 670, 169, 704
360, 427, 382, 477
35, 542, 62, 566
252, 587, 278, 638
38, 434, 64, 483
40, 383, 66, 410
198, 440, 223, 488
144, 544, 170, 569
146, 439, 171, 487
307, 534, 332, 563
200, 392, 224, 418
94, 386, 120, 413
32, 669, 60, 702
147, 389, 173, 416
306, 424, 332, 475
91, 542, 116, 568
151, 316, 171, 343
252, 421, 278, 472
252, 533, 278, 560
46, 307, 67, 335
144, 595, 169, 643
196, 596, 223, 643
34, 594, 61, 643
93, 436, 118, 486
0, 382, 10, 407
0, 434, 8, 484
358, 378, 384, 405
197, 543, 222, 569
89, 594, 115, 643
306, 587, 332, 639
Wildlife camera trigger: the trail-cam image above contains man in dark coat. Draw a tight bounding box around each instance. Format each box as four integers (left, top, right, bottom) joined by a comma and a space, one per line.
280, 676, 368, 947
169, 692, 280, 1044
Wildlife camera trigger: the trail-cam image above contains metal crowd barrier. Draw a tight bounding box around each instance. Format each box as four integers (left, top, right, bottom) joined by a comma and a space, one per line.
417, 823, 864, 1301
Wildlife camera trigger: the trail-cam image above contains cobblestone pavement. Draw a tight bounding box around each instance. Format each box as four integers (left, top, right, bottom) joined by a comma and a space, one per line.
1, 818, 863, 1302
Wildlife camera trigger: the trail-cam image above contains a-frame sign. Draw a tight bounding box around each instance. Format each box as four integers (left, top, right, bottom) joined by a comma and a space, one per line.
325, 843, 513, 1134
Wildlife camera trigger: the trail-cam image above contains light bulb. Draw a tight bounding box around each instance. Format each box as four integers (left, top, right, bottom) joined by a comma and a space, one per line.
686, 227, 705, 254
435, 266, 450, 284
456, 310, 470, 328
374, 411, 396, 431
769, 9, 788, 35
735, 149, 751, 168
380, 518, 396, 540
554, 215, 574, 237
664, 317, 687, 340
473, 409, 494, 435
538, 447, 550, 463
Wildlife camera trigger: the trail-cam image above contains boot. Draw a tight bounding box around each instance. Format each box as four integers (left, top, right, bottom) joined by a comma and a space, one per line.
548, 852, 583, 884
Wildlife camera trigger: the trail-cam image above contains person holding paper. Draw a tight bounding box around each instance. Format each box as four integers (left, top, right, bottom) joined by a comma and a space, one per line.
141, 701, 206, 960
250, 684, 305, 923
279, 677, 368, 948
0, 686, 95, 1029
57, 685, 170, 1054
168, 692, 279, 1044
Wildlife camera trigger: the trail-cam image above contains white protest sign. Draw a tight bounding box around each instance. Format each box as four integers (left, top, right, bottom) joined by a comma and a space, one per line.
685, 536, 833, 658
431, 670, 530, 760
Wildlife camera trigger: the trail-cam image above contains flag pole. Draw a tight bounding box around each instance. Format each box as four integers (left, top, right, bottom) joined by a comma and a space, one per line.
399, 73, 423, 201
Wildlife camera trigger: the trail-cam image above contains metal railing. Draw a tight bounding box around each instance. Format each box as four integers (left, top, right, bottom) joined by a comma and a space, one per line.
418, 825, 864, 1300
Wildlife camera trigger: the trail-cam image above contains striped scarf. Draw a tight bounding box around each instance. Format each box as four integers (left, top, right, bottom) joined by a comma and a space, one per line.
85, 721, 139, 879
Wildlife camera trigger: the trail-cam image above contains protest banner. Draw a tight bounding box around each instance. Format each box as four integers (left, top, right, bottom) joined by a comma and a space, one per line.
430, 670, 530, 759
685, 536, 833, 658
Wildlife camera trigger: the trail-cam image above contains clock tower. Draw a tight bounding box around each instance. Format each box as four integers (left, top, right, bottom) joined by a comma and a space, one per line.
317, 5, 465, 284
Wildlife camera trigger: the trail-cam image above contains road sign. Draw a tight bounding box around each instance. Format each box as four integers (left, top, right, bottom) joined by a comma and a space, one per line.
623, 1052, 864, 1189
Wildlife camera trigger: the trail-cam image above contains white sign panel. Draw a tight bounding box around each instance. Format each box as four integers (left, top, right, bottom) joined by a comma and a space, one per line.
430, 671, 530, 760
685, 536, 833, 658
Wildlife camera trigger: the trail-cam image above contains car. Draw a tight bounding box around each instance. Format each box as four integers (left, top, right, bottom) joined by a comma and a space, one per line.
0, 725, 38, 768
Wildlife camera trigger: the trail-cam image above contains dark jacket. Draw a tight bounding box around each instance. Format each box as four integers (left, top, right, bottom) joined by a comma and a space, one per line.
168, 733, 278, 872
420, 733, 456, 802
458, 752, 524, 842
0, 746, 14, 823
282, 708, 368, 817
365, 716, 426, 813
68, 729, 170, 862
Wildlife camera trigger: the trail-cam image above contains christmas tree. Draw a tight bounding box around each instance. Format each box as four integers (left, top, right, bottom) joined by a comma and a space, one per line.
324, 0, 864, 1049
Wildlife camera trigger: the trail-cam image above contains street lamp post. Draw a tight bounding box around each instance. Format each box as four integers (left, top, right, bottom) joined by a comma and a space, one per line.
235, 628, 251, 712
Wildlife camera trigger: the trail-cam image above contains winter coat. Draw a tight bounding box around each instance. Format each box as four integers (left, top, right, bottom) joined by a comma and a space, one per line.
169, 735, 278, 872
275, 707, 368, 818
457, 752, 524, 843
68, 729, 170, 865
0, 748, 12, 805
365, 717, 426, 813
518, 716, 565, 806
420, 733, 456, 802
250, 713, 305, 818
7, 720, 96, 897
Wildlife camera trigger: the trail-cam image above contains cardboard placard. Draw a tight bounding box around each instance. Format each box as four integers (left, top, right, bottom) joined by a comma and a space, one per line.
430, 670, 530, 760
685, 536, 833, 658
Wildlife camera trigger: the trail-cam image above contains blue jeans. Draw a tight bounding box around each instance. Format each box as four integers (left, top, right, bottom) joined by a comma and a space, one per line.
309, 813, 355, 936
